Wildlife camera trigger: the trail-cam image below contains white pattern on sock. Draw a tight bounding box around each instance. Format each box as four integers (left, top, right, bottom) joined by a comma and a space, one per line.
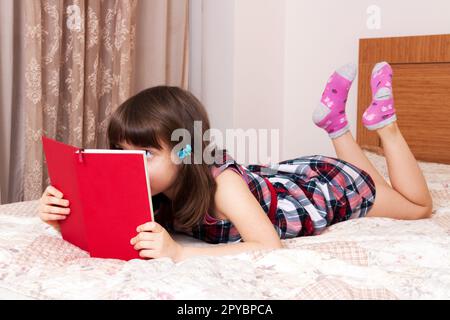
374, 87, 392, 100
312, 102, 331, 125
336, 63, 357, 81
371, 61, 388, 76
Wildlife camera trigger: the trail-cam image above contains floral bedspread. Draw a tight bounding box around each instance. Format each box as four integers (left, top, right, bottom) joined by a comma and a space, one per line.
1, 151, 449, 299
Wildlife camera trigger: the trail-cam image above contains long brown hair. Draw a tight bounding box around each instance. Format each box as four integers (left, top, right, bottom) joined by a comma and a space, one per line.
107, 86, 224, 229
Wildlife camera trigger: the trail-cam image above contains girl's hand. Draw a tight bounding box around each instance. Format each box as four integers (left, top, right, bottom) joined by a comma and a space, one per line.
38, 185, 71, 231
131, 222, 183, 262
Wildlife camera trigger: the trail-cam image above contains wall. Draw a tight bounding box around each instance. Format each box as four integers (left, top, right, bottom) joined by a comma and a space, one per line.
189, 0, 285, 165
283, 0, 450, 159
190, 0, 450, 163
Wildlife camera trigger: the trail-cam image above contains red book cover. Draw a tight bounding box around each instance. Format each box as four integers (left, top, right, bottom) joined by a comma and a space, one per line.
42, 135, 154, 261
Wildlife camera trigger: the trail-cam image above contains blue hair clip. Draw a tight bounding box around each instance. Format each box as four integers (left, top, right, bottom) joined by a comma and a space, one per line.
177, 144, 192, 159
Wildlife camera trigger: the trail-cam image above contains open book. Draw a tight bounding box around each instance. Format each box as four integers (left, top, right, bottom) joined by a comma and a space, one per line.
42, 135, 154, 260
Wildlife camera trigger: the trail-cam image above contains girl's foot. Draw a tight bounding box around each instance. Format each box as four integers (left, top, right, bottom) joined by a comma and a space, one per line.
362, 61, 397, 130
312, 63, 356, 139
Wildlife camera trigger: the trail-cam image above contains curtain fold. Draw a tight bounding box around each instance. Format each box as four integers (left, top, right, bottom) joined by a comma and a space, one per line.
0, 0, 14, 204
133, 0, 189, 93
21, 0, 138, 201
0, 0, 189, 204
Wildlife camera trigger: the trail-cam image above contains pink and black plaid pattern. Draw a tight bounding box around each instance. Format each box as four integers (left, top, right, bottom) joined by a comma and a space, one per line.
171, 152, 376, 244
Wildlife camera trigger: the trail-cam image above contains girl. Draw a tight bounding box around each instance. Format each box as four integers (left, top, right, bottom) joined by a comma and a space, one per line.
39, 61, 433, 263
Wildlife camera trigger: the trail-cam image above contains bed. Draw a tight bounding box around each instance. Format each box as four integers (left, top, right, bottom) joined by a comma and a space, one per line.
0, 150, 449, 299
1, 34, 450, 300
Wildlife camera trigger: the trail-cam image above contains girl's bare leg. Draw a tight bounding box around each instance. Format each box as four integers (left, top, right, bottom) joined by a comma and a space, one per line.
376, 122, 432, 208
331, 122, 433, 220
331, 131, 390, 189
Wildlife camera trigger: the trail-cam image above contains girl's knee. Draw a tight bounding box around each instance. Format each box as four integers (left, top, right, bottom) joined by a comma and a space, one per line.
412, 205, 432, 220
367, 184, 432, 220
408, 194, 433, 220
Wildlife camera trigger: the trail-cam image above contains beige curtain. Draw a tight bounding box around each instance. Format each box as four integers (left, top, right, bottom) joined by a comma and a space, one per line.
0, 0, 14, 205
134, 0, 189, 92
0, 0, 189, 204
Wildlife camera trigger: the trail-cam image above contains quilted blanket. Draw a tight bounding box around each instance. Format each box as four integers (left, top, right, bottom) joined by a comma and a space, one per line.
0, 151, 449, 299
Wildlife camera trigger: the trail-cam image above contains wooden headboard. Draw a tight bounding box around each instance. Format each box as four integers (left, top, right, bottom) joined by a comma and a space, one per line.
357, 34, 450, 164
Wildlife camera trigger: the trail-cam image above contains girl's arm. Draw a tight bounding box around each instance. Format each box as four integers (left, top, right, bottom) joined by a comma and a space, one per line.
176, 169, 283, 261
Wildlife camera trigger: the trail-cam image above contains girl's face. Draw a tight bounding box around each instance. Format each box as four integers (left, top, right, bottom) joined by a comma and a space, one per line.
117, 140, 179, 199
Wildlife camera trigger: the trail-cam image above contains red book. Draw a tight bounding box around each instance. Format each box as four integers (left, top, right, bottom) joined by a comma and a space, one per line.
42, 135, 154, 261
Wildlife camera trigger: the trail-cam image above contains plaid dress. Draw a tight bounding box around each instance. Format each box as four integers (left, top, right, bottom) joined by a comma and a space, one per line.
160, 152, 376, 244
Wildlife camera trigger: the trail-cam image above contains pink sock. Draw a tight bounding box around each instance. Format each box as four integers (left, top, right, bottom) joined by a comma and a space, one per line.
312, 63, 356, 139
362, 61, 397, 130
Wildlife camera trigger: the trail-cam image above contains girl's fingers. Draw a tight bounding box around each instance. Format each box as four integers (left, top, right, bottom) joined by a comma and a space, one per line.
44, 185, 63, 199
46, 196, 70, 207
132, 232, 157, 243
139, 249, 158, 259
43, 204, 70, 215
137, 221, 163, 233
40, 213, 67, 221
38, 187, 69, 224
133, 240, 155, 250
